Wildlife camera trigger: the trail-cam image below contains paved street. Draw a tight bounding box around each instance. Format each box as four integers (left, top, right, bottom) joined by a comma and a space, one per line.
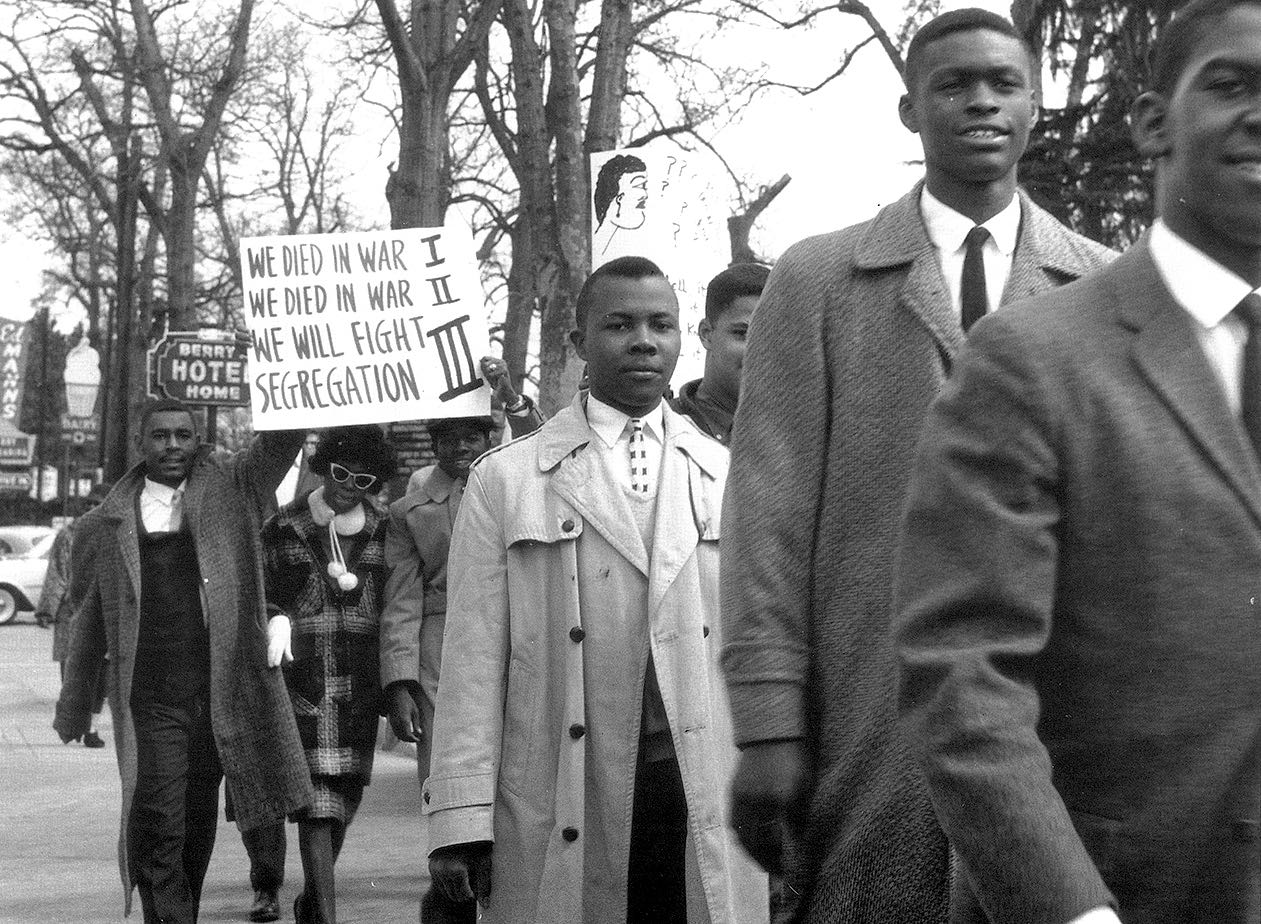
0, 621, 432, 923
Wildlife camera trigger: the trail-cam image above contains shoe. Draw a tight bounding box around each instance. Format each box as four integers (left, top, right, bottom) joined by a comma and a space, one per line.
249, 889, 280, 922
82, 731, 105, 749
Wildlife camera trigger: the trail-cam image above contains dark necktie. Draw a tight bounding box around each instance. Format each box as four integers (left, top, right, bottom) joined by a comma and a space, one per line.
1237, 292, 1261, 462
961, 226, 991, 332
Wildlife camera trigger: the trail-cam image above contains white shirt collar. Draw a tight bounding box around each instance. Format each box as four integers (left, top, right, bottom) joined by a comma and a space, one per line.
1149, 219, 1257, 329
143, 477, 186, 504
585, 394, 665, 450
920, 186, 1021, 257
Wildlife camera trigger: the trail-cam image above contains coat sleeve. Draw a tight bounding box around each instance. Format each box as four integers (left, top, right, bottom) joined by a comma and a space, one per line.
719, 242, 834, 745
380, 503, 424, 690
425, 464, 509, 852
505, 397, 544, 439
54, 521, 108, 739
233, 429, 307, 515
893, 315, 1114, 923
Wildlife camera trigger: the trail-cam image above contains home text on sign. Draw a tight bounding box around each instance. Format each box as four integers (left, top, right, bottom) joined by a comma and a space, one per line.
149, 332, 249, 406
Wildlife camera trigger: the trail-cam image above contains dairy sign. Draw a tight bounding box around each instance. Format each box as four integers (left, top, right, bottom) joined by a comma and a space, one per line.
238, 226, 493, 430
0, 319, 28, 423
149, 331, 249, 406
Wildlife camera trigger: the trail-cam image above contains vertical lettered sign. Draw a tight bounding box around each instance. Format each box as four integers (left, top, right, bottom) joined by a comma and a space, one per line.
0, 319, 29, 424
238, 227, 494, 430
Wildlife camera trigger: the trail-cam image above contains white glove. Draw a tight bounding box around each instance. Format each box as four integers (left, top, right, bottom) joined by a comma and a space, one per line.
267, 614, 293, 667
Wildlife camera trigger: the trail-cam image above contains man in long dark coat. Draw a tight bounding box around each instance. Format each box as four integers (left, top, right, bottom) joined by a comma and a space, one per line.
719, 8, 1114, 921
55, 397, 313, 922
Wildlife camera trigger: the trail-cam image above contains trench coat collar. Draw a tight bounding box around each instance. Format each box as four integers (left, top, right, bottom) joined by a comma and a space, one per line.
539, 394, 726, 580
1116, 237, 1261, 529
854, 181, 1094, 365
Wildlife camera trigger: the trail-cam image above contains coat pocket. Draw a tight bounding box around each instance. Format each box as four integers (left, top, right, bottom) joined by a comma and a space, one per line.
497, 659, 540, 798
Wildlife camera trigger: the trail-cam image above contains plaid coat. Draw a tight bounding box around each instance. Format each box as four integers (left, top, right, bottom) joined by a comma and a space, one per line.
262, 498, 388, 784
53, 430, 314, 916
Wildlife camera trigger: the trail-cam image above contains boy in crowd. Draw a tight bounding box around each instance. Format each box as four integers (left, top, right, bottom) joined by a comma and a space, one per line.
670, 262, 769, 443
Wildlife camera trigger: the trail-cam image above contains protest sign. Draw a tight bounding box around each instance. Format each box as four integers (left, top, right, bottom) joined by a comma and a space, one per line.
590, 149, 726, 386
239, 227, 493, 430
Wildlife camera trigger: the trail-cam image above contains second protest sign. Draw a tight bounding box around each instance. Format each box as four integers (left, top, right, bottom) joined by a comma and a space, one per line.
239, 226, 492, 430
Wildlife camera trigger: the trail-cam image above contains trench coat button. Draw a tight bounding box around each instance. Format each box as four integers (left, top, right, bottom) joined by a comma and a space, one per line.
569, 626, 585, 643
561, 518, 575, 532
1233, 820, 1258, 844
569, 723, 585, 739
702, 625, 710, 638
562, 826, 579, 842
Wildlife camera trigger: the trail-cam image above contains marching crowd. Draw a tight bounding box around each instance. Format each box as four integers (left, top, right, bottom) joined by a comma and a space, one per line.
42, 1, 1261, 923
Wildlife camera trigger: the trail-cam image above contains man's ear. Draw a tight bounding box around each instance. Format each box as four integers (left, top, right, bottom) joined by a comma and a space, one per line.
697, 318, 714, 351
1027, 92, 1040, 130
569, 328, 587, 360
898, 93, 920, 134
1131, 91, 1172, 160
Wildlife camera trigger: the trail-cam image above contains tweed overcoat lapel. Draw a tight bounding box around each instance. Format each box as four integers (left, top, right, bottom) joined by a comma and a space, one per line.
855, 185, 963, 363
1118, 241, 1261, 530
855, 183, 1104, 367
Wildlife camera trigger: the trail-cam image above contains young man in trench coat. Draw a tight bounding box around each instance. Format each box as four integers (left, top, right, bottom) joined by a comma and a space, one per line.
424, 256, 767, 924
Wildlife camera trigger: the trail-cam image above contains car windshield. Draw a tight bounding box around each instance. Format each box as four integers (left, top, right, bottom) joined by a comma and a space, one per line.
23, 533, 56, 560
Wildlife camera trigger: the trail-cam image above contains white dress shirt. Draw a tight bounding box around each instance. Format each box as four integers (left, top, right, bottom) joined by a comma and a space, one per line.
920, 186, 1021, 320
140, 477, 187, 533
1150, 219, 1256, 417
585, 395, 664, 496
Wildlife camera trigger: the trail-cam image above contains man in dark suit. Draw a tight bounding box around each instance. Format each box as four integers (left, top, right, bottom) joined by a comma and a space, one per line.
720, 8, 1113, 920
895, 1, 1261, 921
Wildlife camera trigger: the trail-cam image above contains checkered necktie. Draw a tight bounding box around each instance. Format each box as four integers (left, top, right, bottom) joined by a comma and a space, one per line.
629, 418, 650, 494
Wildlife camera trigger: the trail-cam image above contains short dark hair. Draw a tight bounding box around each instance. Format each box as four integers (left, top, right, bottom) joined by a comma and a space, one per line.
574, 256, 672, 333
309, 424, 397, 484
1150, 0, 1261, 94
139, 398, 197, 434
427, 416, 495, 440
705, 263, 770, 325
593, 154, 648, 224
903, 8, 1030, 92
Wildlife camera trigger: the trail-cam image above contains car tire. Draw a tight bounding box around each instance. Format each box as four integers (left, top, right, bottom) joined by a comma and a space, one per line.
0, 586, 19, 624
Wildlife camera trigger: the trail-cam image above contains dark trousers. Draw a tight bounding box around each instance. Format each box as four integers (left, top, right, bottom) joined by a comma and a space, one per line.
129, 690, 223, 924
243, 821, 287, 893
627, 754, 689, 924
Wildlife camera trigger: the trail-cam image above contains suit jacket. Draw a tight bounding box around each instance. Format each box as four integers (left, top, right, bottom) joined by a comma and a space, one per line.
720, 183, 1115, 921
425, 395, 767, 924
895, 240, 1261, 923
53, 431, 314, 914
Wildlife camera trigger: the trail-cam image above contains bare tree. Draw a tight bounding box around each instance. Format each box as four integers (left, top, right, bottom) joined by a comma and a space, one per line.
129, 0, 255, 331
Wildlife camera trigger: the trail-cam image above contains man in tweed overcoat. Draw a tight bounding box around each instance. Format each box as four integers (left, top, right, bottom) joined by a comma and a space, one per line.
55, 398, 313, 921
719, 8, 1114, 922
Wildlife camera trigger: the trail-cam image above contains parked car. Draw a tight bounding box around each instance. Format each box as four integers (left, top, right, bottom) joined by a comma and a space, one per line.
0, 525, 55, 558
0, 531, 55, 624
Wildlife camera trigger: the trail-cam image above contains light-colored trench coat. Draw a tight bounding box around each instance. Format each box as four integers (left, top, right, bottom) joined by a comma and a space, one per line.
425, 395, 768, 924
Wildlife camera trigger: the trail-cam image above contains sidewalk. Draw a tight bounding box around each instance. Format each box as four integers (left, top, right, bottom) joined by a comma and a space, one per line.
0, 623, 431, 924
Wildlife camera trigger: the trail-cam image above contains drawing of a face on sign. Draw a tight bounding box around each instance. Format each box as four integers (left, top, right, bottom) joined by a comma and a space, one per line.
593, 154, 649, 255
